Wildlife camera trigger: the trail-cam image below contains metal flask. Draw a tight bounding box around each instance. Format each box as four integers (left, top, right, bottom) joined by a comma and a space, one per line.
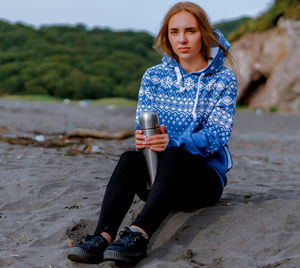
139, 111, 161, 188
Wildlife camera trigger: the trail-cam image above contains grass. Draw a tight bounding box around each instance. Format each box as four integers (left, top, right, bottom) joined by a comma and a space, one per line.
0, 94, 138, 107
236, 104, 255, 111
91, 97, 137, 107
269, 105, 278, 113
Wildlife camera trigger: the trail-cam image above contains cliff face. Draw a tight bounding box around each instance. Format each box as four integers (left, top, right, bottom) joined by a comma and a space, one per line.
230, 19, 300, 112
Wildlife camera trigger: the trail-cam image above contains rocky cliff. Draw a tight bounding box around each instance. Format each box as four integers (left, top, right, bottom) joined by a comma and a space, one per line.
230, 19, 300, 112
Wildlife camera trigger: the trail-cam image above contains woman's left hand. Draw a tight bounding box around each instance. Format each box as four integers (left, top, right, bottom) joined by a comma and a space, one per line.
143, 124, 169, 152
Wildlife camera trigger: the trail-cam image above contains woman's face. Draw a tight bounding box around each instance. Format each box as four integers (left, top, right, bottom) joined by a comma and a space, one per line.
168, 11, 203, 64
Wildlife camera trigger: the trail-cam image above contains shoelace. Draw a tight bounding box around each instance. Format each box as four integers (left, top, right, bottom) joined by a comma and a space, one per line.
82, 235, 106, 248
116, 227, 143, 247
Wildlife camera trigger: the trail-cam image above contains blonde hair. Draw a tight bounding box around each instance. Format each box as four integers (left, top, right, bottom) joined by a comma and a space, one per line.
154, 1, 235, 68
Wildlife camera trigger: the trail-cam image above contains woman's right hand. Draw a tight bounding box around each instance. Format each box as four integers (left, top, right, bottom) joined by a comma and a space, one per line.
135, 129, 146, 150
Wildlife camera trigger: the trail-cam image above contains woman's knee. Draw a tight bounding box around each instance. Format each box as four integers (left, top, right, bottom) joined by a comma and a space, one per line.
119, 150, 140, 161
164, 146, 185, 154
108, 150, 146, 186
158, 146, 187, 166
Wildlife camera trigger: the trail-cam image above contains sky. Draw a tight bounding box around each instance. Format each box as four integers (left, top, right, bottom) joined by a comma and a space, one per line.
0, 0, 273, 35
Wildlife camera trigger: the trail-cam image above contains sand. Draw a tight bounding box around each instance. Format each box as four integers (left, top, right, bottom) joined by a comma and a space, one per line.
0, 99, 299, 268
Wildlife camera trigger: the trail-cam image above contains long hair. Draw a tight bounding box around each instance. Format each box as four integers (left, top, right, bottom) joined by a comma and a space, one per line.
154, 1, 235, 69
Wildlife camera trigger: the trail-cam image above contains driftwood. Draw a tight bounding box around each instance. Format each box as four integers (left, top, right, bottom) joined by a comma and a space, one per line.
0, 129, 134, 157
64, 129, 134, 140
0, 135, 66, 147
0, 126, 8, 134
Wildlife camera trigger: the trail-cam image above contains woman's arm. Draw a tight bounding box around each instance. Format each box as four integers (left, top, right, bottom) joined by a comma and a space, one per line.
135, 69, 169, 152
135, 70, 153, 130
167, 77, 237, 157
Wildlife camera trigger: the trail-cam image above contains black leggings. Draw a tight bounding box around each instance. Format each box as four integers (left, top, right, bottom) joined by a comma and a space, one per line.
94, 147, 223, 240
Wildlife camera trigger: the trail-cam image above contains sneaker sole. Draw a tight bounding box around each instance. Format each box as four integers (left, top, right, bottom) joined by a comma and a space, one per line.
67, 247, 102, 264
104, 249, 146, 265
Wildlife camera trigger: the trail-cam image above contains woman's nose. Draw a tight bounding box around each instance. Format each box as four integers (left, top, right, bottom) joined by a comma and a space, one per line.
179, 32, 187, 43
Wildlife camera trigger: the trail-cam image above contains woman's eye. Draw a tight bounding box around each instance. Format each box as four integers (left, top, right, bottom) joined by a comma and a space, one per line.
170, 30, 178, 34
187, 29, 195, 33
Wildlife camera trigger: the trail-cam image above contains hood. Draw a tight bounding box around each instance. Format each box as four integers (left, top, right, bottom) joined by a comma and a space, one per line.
162, 27, 230, 75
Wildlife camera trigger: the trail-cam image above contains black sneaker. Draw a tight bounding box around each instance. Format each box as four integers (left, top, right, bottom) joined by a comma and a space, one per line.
103, 227, 149, 265
67, 234, 109, 264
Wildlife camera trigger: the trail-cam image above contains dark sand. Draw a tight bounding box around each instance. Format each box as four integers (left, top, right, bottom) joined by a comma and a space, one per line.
0, 99, 299, 268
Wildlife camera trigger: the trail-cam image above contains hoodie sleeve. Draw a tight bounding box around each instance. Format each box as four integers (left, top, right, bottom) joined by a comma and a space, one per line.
167, 75, 237, 157
135, 69, 153, 130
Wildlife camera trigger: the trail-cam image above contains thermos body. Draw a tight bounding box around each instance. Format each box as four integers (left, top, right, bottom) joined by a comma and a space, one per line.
139, 111, 161, 188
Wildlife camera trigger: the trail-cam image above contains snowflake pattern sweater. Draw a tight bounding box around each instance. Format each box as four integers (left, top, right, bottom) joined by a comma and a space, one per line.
135, 28, 238, 189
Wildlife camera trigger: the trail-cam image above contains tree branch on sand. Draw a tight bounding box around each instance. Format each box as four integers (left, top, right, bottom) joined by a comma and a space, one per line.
0, 128, 134, 154
63, 129, 134, 140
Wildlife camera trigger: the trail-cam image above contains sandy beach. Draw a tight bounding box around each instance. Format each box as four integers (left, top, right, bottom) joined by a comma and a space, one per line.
0, 99, 299, 268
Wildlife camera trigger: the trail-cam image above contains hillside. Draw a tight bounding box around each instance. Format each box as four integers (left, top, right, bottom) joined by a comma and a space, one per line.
229, 0, 300, 41
0, 22, 160, 100
213, 16, 251, 39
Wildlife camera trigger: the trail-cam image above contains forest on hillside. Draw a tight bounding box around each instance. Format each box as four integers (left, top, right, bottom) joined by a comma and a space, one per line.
0, 23, 160, 100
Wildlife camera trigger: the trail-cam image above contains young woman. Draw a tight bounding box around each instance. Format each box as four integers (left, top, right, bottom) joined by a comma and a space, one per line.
68, 1, 237, 266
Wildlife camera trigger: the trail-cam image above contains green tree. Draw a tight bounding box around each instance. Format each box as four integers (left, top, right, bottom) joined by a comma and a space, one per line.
0, 20, 161, 99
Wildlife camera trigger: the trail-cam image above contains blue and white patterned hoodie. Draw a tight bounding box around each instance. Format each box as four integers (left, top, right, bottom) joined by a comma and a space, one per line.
135, 28, 237, 189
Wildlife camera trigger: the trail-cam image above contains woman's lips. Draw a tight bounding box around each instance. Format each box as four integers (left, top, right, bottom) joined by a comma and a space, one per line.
178, 47, 190, 52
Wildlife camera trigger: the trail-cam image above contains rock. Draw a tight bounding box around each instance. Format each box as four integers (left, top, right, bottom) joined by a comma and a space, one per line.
230, 19, 300, 112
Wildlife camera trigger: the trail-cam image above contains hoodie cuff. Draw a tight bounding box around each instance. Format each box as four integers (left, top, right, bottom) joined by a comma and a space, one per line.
165, 136, 176, 151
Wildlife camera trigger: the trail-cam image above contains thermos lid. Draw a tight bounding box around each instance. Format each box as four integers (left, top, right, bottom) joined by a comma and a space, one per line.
139, 111, 159, 129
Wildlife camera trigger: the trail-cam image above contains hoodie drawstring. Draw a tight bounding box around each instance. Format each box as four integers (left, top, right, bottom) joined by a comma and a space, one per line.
192, 73, 205, 121
174, 67, 205, 121
174, 66, 185, 93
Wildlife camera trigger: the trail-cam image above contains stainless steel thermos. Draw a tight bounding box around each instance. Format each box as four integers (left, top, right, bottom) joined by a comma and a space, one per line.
139, 111, 161, 188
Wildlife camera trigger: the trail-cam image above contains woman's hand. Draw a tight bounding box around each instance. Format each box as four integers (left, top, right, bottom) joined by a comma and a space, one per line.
135, 129, 146, 150
135, 124, 169, 152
